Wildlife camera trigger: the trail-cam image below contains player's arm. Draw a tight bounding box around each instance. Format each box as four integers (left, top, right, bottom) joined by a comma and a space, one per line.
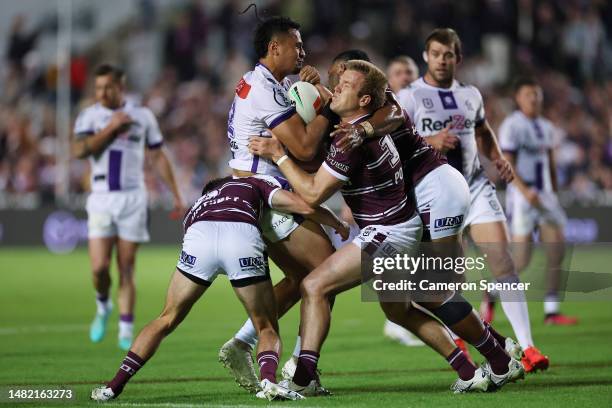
548, 149, 559, 192
270, 190, 349, 240
330, 91, 405, 152
475, 120, 514, 183
271, 109, 331, 162
503, 151, 541, 207
71, 112, 131, 159
148, 147, 185, 215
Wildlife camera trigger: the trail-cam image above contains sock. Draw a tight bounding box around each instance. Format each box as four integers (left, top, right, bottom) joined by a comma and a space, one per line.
96, 293, 110, 315
119, 314, 134, 339
293, 350, 319, 386
292, 336, 302, 358
446, 347, 476, 380
472, 327, 510, 375
257, 351, 279, 383
235, 319, 258, 350
544, 293, 560, 316
485, 322, 507, 345
498, 275, 534, 348
449, 329, 460, 341
107, 351, 145, 395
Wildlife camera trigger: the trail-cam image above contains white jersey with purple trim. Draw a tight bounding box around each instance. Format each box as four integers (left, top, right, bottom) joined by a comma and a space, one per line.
227, 63, 297, 177
74, 101, 163, 193
398, 78, 486, 186
499, 110, 555, 193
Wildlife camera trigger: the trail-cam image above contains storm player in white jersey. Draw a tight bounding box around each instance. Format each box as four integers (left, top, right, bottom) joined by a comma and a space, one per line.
499, 77, 578, 326
397, 28, 549, 372
72, 64, 183, 350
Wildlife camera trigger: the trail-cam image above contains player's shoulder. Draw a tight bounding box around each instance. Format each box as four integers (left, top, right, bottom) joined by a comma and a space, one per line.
77, 102, 103, 118
456, 81, 483, 98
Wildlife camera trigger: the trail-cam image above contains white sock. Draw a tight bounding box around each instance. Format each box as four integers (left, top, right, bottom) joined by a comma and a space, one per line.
95, 294, 111, 315
118, 321, 133, 339
234, 319, 258, 350
498, 276, 534, 348
544, 294, 560, 315
292, 336, 302, 358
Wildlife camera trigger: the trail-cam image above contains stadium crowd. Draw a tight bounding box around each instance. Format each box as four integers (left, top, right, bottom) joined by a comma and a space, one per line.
0, 0, 610, 208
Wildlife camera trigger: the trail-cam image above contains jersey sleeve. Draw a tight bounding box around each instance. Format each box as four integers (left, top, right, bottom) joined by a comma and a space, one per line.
73, 108, 95, 138
397, 88, 417, 122
143, 108, 164, 149
250, 177, 282, 208
252, 83, 297, 129
322, 138, 359, 181
472, 87, 486, 126
498, 117, 521, 154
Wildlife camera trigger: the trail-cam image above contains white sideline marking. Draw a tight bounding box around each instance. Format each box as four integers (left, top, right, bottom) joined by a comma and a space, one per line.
0, 324, 88, 335
109, 404, 304, 408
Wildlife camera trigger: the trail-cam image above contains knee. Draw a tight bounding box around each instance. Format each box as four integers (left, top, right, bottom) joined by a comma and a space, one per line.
92, 262, 111, 277
380, 302, 403, 324
300, 276, 325, 300
157, 311, 181, 335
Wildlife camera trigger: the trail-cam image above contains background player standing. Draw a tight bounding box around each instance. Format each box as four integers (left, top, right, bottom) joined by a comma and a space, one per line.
72, 64, 183, 350
498, 77, 578, 326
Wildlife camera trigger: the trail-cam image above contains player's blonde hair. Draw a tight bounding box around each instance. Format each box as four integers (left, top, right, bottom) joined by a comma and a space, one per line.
345, 60, 387, 111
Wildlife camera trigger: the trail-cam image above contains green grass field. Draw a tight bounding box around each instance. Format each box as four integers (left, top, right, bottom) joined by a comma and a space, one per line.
1, 246, 611, 407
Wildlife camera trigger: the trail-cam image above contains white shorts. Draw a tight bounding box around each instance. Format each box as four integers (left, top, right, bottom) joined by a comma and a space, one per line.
415, 164, 470, 240
260, 208, 302, 242
506, 186, 567, 236
86, 190, 149, 242
177, 221, 270, 286
353, 215, 423, 258
464, 176, 506, 227
322, 222, 361, 250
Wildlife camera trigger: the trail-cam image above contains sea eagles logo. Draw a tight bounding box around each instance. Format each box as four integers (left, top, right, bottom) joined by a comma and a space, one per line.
329, 143, 339, 157
202, 189, 219, 201
423, 98, 434, 109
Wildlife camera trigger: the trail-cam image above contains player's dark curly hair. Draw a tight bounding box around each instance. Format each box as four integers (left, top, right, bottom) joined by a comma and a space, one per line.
253, 16, 301, 59
201, 176, 232, 195
332, 49, 371, 63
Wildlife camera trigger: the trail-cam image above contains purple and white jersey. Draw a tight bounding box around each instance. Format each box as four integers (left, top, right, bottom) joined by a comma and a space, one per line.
227, 63, 297, 177
398, 78, 485, 185
322, 115, 416, 228
183, 175, 287, 231
499, 111, 555, 192
74, 101, 163, 193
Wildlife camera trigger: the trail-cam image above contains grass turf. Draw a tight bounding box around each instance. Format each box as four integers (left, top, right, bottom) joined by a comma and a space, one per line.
1, 246, 611, 407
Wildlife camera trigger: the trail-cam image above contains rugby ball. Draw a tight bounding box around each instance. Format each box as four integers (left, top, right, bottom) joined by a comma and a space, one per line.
288, 81, 322, 124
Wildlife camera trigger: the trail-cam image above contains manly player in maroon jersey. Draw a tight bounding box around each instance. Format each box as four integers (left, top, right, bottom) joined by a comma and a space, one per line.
251, 60, 523, 395
90, 175, 349, 402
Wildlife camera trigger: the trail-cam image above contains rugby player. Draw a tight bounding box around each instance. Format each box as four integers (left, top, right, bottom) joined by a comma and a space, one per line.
90, 175, 350, 402
217, 17, 406, 392
72, 64, 183, 350
396, 28, 549, 372
251, 60, 523, 395
387, 55, 419, 95
498, 77, 578, 326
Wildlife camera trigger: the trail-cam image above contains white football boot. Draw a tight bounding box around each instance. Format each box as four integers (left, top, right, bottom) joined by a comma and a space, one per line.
482, 358, 525, 389
90, 386, 115, 401
278, 379, 331, 397
218, 338, 260, 393
450, 367, 491, 394
255, 379, 304, 401
281, 356, 298, 381
505, 337, 524, 362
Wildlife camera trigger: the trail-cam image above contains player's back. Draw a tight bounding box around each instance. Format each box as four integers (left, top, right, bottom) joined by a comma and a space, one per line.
323, 116, 416, 228
398, 78, 485, 185
227, 63, 296, 177
74, 101, 162, 193
499, 110, 555, 192
183, 175, 282, 231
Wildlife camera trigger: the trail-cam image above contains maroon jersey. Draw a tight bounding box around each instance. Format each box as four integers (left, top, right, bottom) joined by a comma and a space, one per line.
391, 113, 446, 186
183, 176, 283, 231
323, 116, 416, 228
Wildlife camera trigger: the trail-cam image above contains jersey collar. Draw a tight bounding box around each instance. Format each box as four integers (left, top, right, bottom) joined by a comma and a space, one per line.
255, 62, 283, 85
418, 76, 459, 91
347, 113, 372, 125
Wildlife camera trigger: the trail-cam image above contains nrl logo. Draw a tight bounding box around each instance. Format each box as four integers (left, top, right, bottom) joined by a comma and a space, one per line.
423, 98, 434, 109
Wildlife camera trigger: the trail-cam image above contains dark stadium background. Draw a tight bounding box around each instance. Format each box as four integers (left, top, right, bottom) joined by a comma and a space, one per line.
0, 0, 610, 247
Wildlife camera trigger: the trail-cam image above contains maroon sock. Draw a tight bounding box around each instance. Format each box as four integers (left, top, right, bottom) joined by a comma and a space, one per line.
485, 322, 507, 345
257, 351, 278, 383
472, 328, 510, 375
107, 351, 145, 395
446, 347, 477, 381
293, 350, 319, 387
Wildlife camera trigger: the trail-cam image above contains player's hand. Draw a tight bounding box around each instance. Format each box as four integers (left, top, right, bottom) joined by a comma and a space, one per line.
249, 135, 285, 161
523, 188, 542, 208
169, 196, 186, 221
494, 157, 514, 183
299, 65, 321, 84
427, 126, 459, 153
336, 220, 351, 241
108, 111, 132, 133
330, 123, 366, 152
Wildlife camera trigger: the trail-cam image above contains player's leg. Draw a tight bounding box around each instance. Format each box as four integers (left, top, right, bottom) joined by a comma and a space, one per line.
88, 237, 115, 343
91, 269, 207, 401
540, 222, 578, 325
115, 239, 139, 350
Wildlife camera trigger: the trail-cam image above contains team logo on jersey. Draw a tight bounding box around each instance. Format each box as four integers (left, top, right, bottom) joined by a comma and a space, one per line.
179, 251, 197, 267
489, 200, 501, 211
434, 215, 464, 229
422, 98, 434, 109
239, 256, 267, 270
465, 100, 474, 111
236, 78, 251, 99
273, 88, 291, 107
438, 91, 458, 110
